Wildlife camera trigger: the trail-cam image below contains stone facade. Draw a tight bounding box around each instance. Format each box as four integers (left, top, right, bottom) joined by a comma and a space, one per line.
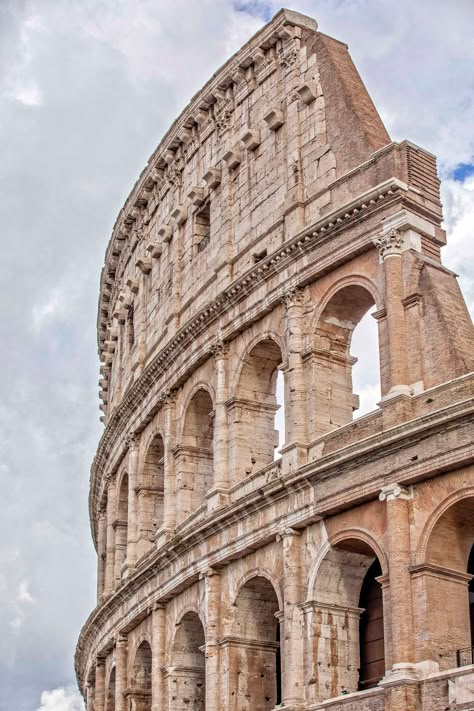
76, 9, 474, 711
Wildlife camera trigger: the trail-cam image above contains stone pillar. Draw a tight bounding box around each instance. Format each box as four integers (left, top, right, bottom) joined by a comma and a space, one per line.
161, 390, 177, 533
203, 568, 221, 710
279, 526, 305, 708
95, 659, 106, 711
151, 603, 166, 711
208, 338, 230, 511
115, 633, 128, 711
125, 432, 140, 574
114, 521, 127, 583
104, 480, 116, 595
97, 508, 107, 602
86, 684, 95, 711
374, 229, 409, 397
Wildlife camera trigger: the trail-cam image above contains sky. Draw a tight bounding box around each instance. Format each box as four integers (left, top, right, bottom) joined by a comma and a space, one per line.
0, 1, 473, 709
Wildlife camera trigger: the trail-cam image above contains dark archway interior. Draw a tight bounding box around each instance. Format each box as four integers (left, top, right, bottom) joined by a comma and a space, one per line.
358, 559, 384, 690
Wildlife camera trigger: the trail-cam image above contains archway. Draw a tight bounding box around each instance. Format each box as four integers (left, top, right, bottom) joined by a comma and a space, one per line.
127, 640, 152, 711
105, 667, 115, 711
114, 473, 129, 582
227, 576, 281, 711
137, 434, 165, 558
169, 611, 205, 711
307, 538, 385, 702
176, 389, 214, 520
420, 496, 474, 669
311, 285, 379, 436
230, 338, 283, 480
469, 545, 474, 649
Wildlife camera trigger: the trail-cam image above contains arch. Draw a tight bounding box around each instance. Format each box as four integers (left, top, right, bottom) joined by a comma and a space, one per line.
175, 387, 215, 520
105, 666, 115, 711
179, 381, 216, 439
308, 535, 385, 701
114, 471, 129, 582
229, 336, 284, 481
311, 275, 382, 329
414, 492, 474, 669
137, 433, 165, 558
228, 575, 281, 710
169, 611, 206, 711
232, 567, 284, 611
310, 281, 380, 435
230, 331, 287, 396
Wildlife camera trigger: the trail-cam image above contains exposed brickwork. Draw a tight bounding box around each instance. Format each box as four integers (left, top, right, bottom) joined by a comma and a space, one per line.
77, 9, 474, 711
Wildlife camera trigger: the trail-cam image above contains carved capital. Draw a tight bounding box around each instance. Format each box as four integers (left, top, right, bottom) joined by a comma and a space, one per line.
126, 432, 140, 450
281, 287, 304, 308
159, 389, 177, 407
379, 483, 412, 502
374, 228, 404, 259
211, 336, 229, 360
115, 632, 128, 647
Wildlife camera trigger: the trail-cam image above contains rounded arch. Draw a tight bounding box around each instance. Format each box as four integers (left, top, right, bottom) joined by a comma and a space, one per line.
416, 488, 474, 567
130, 637, 152, 691
178, 381, 215, 439
311, 274, 382, 331
231, 331, 286, 397
141, 423, 166, 465
172, 603, 206, 639
232, 567, 284, 611
169, 610, 206, 709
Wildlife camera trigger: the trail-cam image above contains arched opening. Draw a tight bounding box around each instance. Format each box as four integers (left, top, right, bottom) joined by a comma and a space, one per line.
127, 640, 152, 711
230, 338, 283, 480
358, 559, 384, 689
114, 473, 129, 582
137, 434, 165, 558
469, 545, 474, 648
105, 667, 115, 711
308, 538, 385, 702
311, 285, 379, 437
228, 576, 281, 710
351, 306, 380, 418
421, 495, 474, 669
169, 611, 205, 711
176, 389, 214, 520
274, 369, 285, 459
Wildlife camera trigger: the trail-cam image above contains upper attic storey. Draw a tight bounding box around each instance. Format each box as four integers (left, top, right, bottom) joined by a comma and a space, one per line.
96, 8, 443, 389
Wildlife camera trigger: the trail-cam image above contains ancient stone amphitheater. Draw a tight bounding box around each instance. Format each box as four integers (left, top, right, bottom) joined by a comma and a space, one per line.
76, 9, 474, 711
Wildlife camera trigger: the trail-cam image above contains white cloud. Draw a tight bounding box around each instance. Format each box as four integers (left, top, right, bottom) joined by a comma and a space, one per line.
38, 687, 85, 711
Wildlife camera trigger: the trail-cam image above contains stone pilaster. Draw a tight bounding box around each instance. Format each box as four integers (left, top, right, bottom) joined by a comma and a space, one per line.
151, 603, 166, 711
125, 432, 140, 574
374, 229, 410, 398
278, 526, 305, 708
115, 633, 128, 711
379, 484, 417, 683
96, 509, 106, 602
94, 659, 106, 711
202, 568, 222, 709
161, 390, 177, 533
104, 480, 116, 595
207, 338, 230, 511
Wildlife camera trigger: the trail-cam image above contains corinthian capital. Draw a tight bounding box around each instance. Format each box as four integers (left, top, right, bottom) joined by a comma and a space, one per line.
374, 228, 404, 259
281, 287, 304, 308
211, 335, 229, 360
126, 432, 140, 450
158, 389, 177, 407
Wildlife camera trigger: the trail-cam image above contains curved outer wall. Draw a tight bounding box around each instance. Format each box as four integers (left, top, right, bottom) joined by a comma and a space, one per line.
77, 9, 474, 711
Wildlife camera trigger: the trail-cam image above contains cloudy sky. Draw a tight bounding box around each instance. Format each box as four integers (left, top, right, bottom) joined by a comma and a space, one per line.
0, 1, 473, 709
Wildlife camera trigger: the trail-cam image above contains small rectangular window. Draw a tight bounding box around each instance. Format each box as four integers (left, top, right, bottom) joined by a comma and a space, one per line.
195, 201, 210, 254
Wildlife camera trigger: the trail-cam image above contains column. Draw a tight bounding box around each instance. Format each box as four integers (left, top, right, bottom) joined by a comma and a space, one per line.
85, 684, 94, 711
203, 568, 222, 710
97, 509, 107, 602
104, 480, 116, 595
374, 229, 409, 396
151, 604, 166, 711
161, 390, 177, 532
125, 433, 140, 574
208, 338, 230, 511
279, 527, 305, 708
115, 633, 128, 711
95, 659, 106, 711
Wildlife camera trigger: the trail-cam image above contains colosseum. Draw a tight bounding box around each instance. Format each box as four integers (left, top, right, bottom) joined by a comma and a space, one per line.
75, 8, 474, 711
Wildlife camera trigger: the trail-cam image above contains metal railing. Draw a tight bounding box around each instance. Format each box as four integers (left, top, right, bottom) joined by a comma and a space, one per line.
457, 646, 474, 667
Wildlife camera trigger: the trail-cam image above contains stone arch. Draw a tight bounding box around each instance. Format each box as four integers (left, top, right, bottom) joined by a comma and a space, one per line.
105, 665, 115, 711
114, 471, 129, 582
128, 639, 152, 710
136, 433, 165, 558
229, 336, 284, 481
310, 280, 380, 435
413, 492, 474, 669
232, 567, 284, 611
230, 330, 287, 395
178, 381, 216, 439
306, 535, 386, 702
226, 575, 281, 711
175, 387, 215, 520
169, 610, 206, 711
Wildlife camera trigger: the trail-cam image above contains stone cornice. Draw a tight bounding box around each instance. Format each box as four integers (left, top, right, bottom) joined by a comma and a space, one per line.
76, 393, 474, 688
90, 177, 409, 544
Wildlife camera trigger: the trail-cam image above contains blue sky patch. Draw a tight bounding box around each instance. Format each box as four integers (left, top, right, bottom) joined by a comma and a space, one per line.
234, 1, 273, 21
452, 163, 474, 182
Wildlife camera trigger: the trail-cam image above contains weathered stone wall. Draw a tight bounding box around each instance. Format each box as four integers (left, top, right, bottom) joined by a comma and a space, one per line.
79, 8, 474, 711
